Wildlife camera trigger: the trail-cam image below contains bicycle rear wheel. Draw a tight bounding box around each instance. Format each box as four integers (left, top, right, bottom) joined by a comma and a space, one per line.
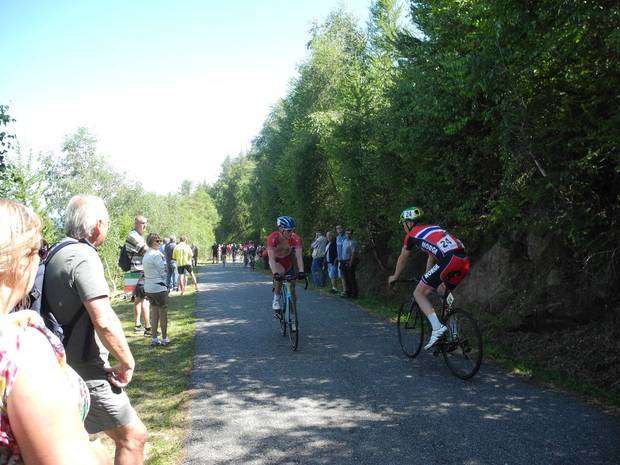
397, 300, 426, 358
288, 298, 299, 351
441, 308, 483, 379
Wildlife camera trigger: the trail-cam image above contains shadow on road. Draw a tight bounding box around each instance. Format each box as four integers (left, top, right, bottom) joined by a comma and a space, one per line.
184, 265, 620, 465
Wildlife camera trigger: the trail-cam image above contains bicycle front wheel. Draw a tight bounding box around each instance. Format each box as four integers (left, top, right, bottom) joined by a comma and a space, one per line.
441, 308, 483, 380
397, 300, 426, 358
288, 298, 299, 351
279, 306, 287, 336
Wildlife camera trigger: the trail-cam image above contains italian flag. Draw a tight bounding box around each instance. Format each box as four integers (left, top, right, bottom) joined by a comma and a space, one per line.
124, 272, 142, 294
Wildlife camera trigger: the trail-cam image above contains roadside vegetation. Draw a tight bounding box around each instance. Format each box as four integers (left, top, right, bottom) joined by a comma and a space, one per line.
0, 122, 219, 290
2, 0, 618, 412
208, 0, 619, 406
96, 291, 197, 465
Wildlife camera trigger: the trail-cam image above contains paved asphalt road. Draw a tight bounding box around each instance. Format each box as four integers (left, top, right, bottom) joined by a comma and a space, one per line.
182, 264, 620, 465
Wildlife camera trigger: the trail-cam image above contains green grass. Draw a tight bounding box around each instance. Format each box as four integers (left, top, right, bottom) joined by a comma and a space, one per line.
483, 341, 620, 410
105, 290, 197, 464
354, 295, 400, 321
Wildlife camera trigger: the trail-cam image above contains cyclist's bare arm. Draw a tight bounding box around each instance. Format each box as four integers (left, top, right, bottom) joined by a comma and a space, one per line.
389, 247, 412, 284
267, 247, 278, 273
426, 254, 436, 271
294, 247, 304, 273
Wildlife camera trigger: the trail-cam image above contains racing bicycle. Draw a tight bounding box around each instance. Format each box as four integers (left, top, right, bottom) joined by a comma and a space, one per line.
273, 273, 307, 351
394, 278, 483, 379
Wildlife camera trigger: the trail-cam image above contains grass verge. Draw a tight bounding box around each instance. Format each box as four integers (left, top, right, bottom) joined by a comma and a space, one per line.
98, 289, 197, 464
483, 339, 620, 411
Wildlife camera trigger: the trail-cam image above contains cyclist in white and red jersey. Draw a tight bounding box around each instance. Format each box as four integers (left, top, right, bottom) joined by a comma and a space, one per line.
267, 216, 305, 316
388, 206, 471, 350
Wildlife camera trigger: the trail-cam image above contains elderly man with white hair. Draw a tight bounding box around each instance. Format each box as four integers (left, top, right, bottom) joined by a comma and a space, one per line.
44, 194, 148, 465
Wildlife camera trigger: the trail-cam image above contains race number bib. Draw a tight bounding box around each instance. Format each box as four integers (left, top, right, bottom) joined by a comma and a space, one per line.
437, 234, 459, 253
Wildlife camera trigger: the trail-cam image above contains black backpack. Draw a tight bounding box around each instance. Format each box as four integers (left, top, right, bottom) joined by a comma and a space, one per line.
118, 244, 132, 272
27, 240, 93, 361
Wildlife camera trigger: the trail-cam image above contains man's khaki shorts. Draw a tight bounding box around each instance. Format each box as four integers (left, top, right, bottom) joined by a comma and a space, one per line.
84, 379, 139, 434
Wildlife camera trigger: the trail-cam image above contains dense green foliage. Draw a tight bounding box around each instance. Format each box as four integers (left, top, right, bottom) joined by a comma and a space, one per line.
213, 0, 619, 314
210, 155, 258, 242
1, 122, 219, 290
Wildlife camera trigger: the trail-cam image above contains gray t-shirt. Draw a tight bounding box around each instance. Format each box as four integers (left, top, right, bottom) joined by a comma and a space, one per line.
44, 238, 111, 380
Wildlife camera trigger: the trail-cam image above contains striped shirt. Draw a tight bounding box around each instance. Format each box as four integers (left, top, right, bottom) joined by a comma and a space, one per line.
125, 229, 147, 272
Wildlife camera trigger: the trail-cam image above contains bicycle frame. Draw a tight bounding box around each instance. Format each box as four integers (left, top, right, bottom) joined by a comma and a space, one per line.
281, 278, 294, 317
274, 274, 307, 351
396, 277, 454, 317
394, 276, 482, 379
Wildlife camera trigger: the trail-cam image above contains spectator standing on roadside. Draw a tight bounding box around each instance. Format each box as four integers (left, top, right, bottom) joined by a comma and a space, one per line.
221, 244, 227, 267
45, 195, 147, 465
160, 237, 169, 254
311, 231, 328, 287
335, 225, 348, 296
125, 216, 151, 336
191, 243, 198, 268
173, 235, 199, 294
143, 233, 170, 347
212, 243, 218, 263
0, 199, 110, 465
325, 231, 338, 294
341, 227, 359, 298
164, 235, 178, 292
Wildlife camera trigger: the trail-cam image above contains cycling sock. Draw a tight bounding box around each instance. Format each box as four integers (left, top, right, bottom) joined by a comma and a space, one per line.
427, 313, 442, 331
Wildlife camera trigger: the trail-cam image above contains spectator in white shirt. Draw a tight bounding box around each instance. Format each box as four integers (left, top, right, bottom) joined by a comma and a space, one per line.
310, 231, 328, 287
143, 233, 170, 346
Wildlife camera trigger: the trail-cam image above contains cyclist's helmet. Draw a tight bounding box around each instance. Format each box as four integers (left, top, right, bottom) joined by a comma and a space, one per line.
276, 216, 296, 230
399, 206, 424, 225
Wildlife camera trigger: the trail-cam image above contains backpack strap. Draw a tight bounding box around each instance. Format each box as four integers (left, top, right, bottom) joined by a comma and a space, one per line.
39, 239, 82, 322
44, 239, 96, 361
44, 238, 81, 265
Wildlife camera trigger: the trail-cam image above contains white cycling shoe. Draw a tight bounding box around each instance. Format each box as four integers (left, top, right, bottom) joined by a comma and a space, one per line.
272, 294, 282, 311
424, 325, 448, 351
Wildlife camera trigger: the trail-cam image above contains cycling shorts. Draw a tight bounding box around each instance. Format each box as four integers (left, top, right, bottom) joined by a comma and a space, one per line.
275, 254, 295, 274
420, 252, 470, 290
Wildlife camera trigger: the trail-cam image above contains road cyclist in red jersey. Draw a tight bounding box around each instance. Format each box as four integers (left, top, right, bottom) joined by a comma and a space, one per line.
267, 216, 306, 318
388, 206, 471, 351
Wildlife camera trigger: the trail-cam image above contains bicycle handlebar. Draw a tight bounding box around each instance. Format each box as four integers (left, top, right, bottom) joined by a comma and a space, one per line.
273, 274, 308, 289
